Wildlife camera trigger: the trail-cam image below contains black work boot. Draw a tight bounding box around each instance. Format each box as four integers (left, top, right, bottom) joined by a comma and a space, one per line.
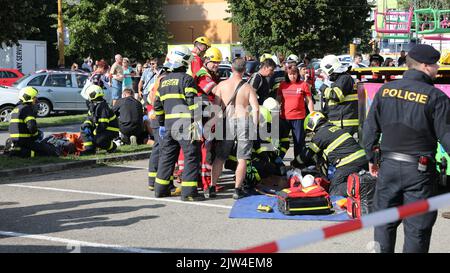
232, 188, 249, 200
203, 186, 217, 199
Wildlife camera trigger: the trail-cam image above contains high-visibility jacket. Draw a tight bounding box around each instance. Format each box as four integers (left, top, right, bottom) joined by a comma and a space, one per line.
9, 103, 38, 142
153, 72, 199, 128
84, 100, 119, 136
322, 73, 359, 130
306, 123, 367, 169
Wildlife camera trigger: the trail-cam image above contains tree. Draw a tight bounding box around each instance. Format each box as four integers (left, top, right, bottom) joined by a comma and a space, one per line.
226, 0, 373, 57
0, 1, 46, 47
64, 0, 169, 62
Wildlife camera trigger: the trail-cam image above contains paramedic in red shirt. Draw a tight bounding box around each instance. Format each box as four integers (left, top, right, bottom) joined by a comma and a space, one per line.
190, 36, 211, 76
277, 64, 314, 167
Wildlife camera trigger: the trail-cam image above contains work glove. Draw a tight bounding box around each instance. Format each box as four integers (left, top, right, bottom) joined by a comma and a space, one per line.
274, 156, 284, 166
159, 126, 166, 139
189, 121, 203, 143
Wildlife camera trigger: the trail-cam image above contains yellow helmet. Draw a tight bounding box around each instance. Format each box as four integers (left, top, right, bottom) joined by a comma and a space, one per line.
304, 111, 327, 132
86, 84, 104, 101
19, 87, 39, 103
260, 53, 273, 63
194, 36, 211, 48
204, 47, 222, 62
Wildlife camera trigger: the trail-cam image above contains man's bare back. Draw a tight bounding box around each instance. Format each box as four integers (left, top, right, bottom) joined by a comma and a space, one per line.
214, 75, 259, 121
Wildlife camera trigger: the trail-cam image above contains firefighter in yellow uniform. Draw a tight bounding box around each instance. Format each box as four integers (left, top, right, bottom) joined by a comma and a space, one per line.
319, 55, 359, 135
153, 45, 203, 201
7, 87, 57, 157
80, 85, 120, 154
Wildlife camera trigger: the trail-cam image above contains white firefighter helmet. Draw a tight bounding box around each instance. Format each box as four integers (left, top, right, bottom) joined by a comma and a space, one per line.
263, 97, 280, 112
286, 54, 299, 64
320, 54, 347, 76
163, 45, 193, 70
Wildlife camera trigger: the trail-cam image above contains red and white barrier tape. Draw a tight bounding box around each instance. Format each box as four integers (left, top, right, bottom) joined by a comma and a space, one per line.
235, 193, 450, 253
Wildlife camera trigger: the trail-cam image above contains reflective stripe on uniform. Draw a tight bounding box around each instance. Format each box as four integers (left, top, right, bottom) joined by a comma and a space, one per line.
333, 87, 345, 102
155, 177, 170, 185
155, 110, 165, 115
84, 141, 93, 146
188, 104, 199, 110
98, 115, 117, 123
184, 87, 198, 94
330, 119, 359, 127
228, 155, 237, 162
324, 133, 351, 156
181, 181, 198, 187
165, 113, 191, 119
254, 171, 261, 182
280, 147, 288, 153
9, 119, 24, 123
30, 150, 35, 158
328, 94, 358, 106
336, 149, 366, 168
280, 138, 290, 142
309, 142, 321, 153
84, 120, 93, 125
160, 93, 186, 101
148, 172, 157, 177
106, 126, 120, 132
9, 132, 39, 138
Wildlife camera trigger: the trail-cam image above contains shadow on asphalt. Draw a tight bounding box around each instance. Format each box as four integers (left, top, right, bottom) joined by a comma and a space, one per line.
0, 197, 165, 235
1, 165, 144, 184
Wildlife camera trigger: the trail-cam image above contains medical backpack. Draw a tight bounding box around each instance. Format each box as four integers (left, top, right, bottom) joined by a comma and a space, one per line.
277, 185, 332, 215
346, 170, 377, 219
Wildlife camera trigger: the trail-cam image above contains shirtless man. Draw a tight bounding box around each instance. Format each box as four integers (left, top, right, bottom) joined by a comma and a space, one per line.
211, 58, 259, 199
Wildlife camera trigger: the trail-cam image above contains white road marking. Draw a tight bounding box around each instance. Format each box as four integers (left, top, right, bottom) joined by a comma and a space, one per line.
5, 184, 233, 210
0, 230, 160, 253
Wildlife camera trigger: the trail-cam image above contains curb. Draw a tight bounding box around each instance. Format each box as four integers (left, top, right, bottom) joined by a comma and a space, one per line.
0, 151, 151, 178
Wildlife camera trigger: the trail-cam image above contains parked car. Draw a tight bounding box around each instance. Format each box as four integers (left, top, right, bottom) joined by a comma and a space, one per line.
12, 70, 90, 117
0, 86, 20, 122
0, 68, 24, 87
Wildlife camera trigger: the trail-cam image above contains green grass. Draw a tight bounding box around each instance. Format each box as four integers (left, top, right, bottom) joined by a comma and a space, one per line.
0, 144, 152, 169
0, 114, 87, 131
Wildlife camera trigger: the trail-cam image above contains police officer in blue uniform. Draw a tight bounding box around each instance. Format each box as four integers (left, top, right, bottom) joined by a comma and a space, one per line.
363, 44, 450, 253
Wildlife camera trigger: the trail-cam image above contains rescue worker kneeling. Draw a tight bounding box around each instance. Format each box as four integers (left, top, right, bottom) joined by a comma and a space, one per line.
80, 85, 119, 154
7, 87, 58, 157
298, 111, 368, 196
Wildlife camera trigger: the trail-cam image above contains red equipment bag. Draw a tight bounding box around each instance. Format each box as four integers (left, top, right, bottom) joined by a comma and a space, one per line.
277, 185, 332, 215
346, 170, 377, 219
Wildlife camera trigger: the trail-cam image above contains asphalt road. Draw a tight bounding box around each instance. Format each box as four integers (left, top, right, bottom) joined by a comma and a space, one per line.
1, 157, 449, 254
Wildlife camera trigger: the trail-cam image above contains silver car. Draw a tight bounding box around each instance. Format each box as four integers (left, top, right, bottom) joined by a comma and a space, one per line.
12, 70, 90, 117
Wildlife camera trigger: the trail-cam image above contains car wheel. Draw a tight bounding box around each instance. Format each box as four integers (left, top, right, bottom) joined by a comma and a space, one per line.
0, 105, 14, 122
36, 100, 52, 117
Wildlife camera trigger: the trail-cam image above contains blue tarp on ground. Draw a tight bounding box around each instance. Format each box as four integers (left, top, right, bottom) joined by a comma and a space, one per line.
229, 195, 351, 222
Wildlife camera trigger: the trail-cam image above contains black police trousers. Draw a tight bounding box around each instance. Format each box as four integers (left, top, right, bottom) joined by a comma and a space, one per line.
374, 158, 437, 253
329, 163, 367, 197
154, 129, 200, 198
148, 124, 161, 189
